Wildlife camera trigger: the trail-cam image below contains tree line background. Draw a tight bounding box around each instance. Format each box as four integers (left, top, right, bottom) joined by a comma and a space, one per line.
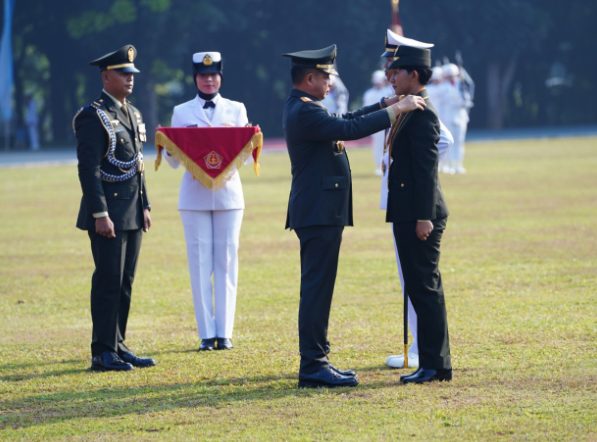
4, 0, 596, 147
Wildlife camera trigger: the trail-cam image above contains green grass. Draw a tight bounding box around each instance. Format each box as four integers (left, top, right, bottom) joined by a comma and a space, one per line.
1, 137, 596, 441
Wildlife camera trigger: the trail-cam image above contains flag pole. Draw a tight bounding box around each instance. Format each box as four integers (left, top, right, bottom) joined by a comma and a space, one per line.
390, 0, 409, 368
403, 291, 409, 368
391, 0, 404, 36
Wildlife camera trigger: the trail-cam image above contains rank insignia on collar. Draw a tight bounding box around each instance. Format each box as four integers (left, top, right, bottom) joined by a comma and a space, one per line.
300, 96, 312, 103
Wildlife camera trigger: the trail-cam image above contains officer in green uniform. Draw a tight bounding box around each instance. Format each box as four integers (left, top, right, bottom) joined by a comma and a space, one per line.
282, 44, 426, 388
74, 44, 155, 371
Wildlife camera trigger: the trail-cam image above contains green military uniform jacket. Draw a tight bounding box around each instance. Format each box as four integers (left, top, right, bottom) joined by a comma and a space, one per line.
74, 92, 150, 231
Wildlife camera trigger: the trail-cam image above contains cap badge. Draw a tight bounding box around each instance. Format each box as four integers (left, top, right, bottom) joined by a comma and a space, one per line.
127, 47, 134, 62
203, 54, 213, 66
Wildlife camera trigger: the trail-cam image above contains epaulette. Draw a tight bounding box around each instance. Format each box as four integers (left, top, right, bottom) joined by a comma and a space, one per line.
90, 98, 105, 110
300, 96, 325, 108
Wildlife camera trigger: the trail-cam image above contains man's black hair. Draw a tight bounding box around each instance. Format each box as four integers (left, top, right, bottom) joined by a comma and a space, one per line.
291, 66, 321, 85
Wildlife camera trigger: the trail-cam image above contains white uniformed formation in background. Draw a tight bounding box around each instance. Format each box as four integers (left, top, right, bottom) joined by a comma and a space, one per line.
363, 70, 394, 176
427, 62, 474, 174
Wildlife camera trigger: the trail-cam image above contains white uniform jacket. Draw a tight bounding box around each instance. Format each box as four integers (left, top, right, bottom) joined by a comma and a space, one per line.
166, 94, 249, 211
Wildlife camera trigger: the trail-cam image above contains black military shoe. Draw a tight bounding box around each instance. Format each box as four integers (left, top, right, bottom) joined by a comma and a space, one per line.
329, 364, 356, 377
91, 352, 134, 372
298, 366, 359, 388
199, 338, 216, 351
119, 350, 156, 368
216, 338, 233, 350
400, 368, 452, 384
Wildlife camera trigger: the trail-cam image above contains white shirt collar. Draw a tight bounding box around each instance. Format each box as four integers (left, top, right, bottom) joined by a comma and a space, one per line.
196, 93, 221, 106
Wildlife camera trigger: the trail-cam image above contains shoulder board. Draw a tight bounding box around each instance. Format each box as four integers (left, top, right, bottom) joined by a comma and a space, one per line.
89, 99, 106, 111
300, 97, 312, 103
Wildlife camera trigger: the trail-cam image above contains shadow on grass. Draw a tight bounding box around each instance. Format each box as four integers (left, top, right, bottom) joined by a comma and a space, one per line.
0, 367, 412, 430
0, 367, 87, 382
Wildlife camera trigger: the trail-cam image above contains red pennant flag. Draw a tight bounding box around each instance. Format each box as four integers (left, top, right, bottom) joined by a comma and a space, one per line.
155, 126, 263, 189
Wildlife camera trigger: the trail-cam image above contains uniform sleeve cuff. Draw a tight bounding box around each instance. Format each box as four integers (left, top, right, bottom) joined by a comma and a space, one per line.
92, 211, 109, 219
385, 106, 398, 124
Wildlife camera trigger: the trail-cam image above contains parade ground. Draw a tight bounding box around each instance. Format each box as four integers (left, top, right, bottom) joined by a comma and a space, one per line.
1, 136, 596, 440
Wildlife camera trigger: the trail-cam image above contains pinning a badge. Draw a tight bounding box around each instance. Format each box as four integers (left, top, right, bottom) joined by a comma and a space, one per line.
204, 150, 223, 169
127, 47, 135, 62
203, 54, 213, 66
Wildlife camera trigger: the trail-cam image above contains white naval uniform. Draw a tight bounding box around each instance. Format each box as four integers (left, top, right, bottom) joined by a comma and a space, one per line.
380, 120, 453, 356
363, 84, 394, 175
440, 80, 470, 172
165, 93, 248, 340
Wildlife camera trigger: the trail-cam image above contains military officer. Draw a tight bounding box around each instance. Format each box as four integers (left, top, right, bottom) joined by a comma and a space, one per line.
163, 51, 248, 352
380, 30, 454, 371
74, 44, 155, 371
282, 44, 426, 388
385, 43, 452, 384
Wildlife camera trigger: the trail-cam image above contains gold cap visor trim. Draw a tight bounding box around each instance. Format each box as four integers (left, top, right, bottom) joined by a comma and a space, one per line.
106, 63, 135, 70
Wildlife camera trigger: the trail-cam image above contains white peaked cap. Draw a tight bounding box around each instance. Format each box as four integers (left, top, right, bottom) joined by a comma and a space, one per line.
386, 29, 434, 49
443, 63, 460, 77
372, 70, 386, 85
431, 66, 444, 81
192, 51, 222, 64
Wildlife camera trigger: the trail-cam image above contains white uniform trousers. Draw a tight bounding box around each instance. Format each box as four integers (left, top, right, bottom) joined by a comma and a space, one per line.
391, 226, 419, 356
180, 209, 243, 340
449, 120, 467, 170
372, 130, 385, 174
380, 150, 419, 356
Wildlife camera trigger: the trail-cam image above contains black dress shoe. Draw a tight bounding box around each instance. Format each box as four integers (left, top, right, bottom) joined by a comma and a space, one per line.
329, 364, 356, 377
199, 338, 216, 351
119, 350, 156, 368
216, 338, 233, 350
399, 367, 423, 382
91, 352, 134, 372
298, 366, 359, 388
400, 368, 452, 384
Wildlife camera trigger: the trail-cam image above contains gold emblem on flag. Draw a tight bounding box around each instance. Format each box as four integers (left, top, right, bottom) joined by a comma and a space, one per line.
204, 150, 223, 169
203, 54, 213, 66
127, 47, 135, 62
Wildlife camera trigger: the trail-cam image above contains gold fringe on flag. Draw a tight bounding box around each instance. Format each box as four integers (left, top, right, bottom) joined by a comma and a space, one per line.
154, 129, 263, 190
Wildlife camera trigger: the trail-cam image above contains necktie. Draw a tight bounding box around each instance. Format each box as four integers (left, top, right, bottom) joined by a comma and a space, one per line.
203, 101, 215, 109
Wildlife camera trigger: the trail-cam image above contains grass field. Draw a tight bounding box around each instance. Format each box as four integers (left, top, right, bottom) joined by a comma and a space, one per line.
1, 137, 596, 441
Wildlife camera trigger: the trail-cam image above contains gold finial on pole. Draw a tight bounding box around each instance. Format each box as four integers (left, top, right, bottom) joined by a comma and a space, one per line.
390, 0, 404, 35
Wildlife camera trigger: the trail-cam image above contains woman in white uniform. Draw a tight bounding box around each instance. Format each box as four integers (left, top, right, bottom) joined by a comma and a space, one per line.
164, 51, 248, 351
